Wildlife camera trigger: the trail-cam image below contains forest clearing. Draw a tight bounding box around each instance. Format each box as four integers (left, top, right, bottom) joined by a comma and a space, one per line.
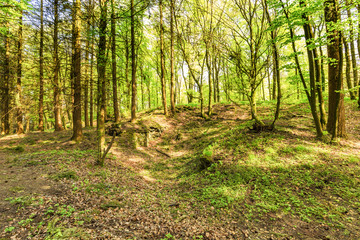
2, 0, 360, 238
1, 101, 360, 239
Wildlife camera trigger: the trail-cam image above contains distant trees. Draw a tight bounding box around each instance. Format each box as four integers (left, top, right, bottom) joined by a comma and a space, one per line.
1, 0, 359, 142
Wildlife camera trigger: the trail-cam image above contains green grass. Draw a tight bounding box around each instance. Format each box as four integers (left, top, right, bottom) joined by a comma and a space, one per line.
51, 170, 78, 181
145, 116, 360, 230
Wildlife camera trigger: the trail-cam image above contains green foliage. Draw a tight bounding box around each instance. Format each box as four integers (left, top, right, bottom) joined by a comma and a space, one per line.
6, 196, 39, 207
4, 226, 15, 233
45, 218, 89, 240
51, 171, 78, 181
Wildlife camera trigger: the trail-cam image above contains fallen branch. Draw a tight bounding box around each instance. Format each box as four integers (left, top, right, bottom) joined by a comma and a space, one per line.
101, 133, 116, 162
155, 148, 171, 158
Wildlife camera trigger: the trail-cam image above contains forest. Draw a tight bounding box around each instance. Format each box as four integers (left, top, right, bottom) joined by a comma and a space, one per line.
1, 0, 360, 239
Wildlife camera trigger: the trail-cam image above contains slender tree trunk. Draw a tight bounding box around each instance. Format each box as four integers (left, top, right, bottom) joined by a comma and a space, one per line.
159, 0, 168, 116
2, 23, 10, 135
39, 0, 44, 131
319, 46, 326, 92
111, 0, 120, 122
280, 0, 323, 137
90, 0, 95, 127
140, 67, 145, 110
71, 0, 83, 141
125, 37, 130, 110
130, 0, 137, 122
147, 81, 151, 109
306, 24, 326, 128
206, 48, 212, 116
345, 0, 358, 98
97, 0, 107, 165
84, 19, 90, 127
170, 0, 176, 116
325, 0, 345, 138
344, 39, 356, 100
90, 44, 94, 127
16, 13, 24, 134
53, 0, 63, 131
357, 4, 360, 102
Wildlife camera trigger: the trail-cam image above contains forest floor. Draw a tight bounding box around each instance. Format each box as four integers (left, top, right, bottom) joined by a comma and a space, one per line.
1, 100, 360, 240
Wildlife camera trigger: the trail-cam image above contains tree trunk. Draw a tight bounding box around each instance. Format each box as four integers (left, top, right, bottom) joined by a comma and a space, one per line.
71, 0, 83, 141
111, 0, 120, 122
16, 13, 24, 134
344, 39, 356, 100
206, 48, 213, 116
325, 0, 346, 138
2, 23, 10, 135
130, 0, 137, 122
97, 0, 107, 165
53, 0, 63, 131
84, 22, 90, 127
160, 0, 168, 116
319, 46, 326, 92
345, 0, 358, 98
170, 0, 176, 116
280, 0, 323, 138
39, 0, 44, 132
90, 1, 94, 127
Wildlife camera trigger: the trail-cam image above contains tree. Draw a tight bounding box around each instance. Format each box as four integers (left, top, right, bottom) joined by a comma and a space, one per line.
130, 0, 137, 122
159, 0, 168, 116
111, 0, 120, 122
228, 0, 270, 126
39, 0, 44, 131
71, 0, 83, 141
1, 22, 10, 135
170, 0, 176, 116
97, 0, 107, 165
325, 0, 345, 138
16, 10, 24, 134
53, 0, 63, 131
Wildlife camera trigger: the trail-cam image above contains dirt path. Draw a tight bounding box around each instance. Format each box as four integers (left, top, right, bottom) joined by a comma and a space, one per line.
0, 149, 66, 238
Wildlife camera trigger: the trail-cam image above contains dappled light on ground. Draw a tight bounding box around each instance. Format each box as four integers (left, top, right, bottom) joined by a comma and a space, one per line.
1, 101, 360, 239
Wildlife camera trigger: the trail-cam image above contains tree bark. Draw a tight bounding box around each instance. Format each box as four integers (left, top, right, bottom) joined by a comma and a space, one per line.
39, 0, 44, 132
325, 0, 346, 138
170, 0, 176, 116
130, 0, 137, 122
160, 0, 168, 116
16, 12, 24, 134
2, 23, 10, 135
344, 39, 356, 100
280, 0, 323, 137
90, 0, 94, 127
84, 21, 90, 127
111, 0, 120, 122
71, 0, 83, 141
53, 0, 63, 131
345, 0, 358, 98
97, 0, 107, 165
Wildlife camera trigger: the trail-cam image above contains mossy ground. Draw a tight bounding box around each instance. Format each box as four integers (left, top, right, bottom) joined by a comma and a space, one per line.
0, 100, 359, 239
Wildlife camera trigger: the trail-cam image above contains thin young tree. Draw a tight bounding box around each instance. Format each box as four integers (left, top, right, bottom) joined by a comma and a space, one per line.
53, 0, 63, 131
159, 0, 168, 116
170, 0, 176, 116
111, 0, 120, 122
16, 11, 24, 134
97, 0, 107, 165
130, 0, 137, 122
39, 0, 44, 131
